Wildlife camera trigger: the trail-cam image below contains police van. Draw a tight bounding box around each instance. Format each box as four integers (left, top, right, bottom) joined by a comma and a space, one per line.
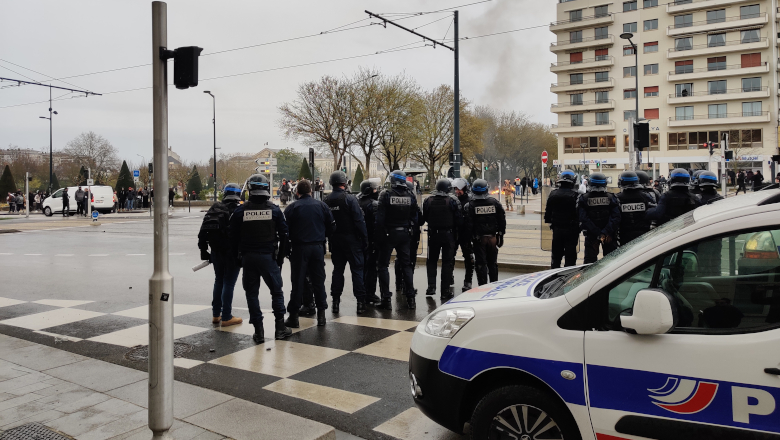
410, 190, 780, 440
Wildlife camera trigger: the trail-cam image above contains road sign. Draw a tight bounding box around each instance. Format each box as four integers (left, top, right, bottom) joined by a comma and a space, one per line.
255, 158, 277, 166
91, 211, 99, 221
133, 170, 140, 178
541, 151, 548, 164
87, 179, 94, 186
552, 160, 560, 166
255, 166, 278, 173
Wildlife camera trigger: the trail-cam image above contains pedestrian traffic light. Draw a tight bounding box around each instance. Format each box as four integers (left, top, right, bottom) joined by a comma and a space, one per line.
308, 147, 314, 164
725, 151, 734, 160
634, 122, 650, 150
148, 163, 153, 174
484, 166, 489, 171
161, 46, 203, 89
708, 141, 715, 156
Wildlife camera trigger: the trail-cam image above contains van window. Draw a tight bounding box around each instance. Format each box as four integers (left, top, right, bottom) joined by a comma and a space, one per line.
52, 189, 63, 199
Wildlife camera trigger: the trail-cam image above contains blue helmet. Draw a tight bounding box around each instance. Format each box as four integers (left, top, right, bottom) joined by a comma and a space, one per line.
698, 170, 718, 187
390, 170, 407, 188
223, 183, 241, 201
618, 171, 640, 189
247, 174, 270, 196
557, 169, 576, 185
669, 168, 691, 188
472, 179, 489, 199
588, 172, 608, 191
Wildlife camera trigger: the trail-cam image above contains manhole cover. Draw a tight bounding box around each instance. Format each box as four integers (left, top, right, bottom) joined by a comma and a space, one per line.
125, 342, 192, 362
0, 422, 73, 440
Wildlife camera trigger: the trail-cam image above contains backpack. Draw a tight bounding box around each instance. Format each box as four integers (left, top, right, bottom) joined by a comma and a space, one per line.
200, 202, 231, 248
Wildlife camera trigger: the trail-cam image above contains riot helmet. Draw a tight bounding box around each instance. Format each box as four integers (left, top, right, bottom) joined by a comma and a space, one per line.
635, 170, 651, 187
435, 178, 452, 194
406, 181, 414, 192
472, 179, 489, 199
329, 171, 347, 187
618, 171, 641, 189
247, 174, 271, 198
669, 168, 691, 188
223, 183, 241, 202
452, 178, 469, 193
588, 172, 608, 192
557, 169, 576, 187
698, 170, 719, 187
360, 179, 379, 196
389, 170, 407, 188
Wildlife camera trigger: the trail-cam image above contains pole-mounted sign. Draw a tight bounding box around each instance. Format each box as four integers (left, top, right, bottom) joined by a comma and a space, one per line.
541, 151, 548, 164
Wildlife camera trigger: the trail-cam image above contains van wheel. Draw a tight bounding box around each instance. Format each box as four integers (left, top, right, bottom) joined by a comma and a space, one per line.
470, 385, 581, 440
43, 207, 52, 217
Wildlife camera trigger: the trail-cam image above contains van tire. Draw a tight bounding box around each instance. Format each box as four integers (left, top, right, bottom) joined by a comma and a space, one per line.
469, 384, 581, 440
43, 207, 52, 217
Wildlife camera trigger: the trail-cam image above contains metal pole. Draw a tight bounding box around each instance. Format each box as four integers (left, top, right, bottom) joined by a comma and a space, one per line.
498, 160, 502, 204
212, 95, 217, 202
25, 172, 29, 218
481, 161, 484, 180
628, 116, 636, 171
49, 89, 53, 194
453, 10, 460, 179
149, 2, 173, 438
721, 133, 728, 197
87, 168, 91, 219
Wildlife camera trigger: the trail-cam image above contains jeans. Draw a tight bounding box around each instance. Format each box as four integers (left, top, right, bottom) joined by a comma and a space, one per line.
242, 251, 286, 325
288, 243, 328, 312
330, 234, 366, 301
211, 250, 241, 320
126, 198, 134, 210
515, 186, 520, 196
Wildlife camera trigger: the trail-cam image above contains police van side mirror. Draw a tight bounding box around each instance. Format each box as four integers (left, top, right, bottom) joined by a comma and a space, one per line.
620, 289, 677, 335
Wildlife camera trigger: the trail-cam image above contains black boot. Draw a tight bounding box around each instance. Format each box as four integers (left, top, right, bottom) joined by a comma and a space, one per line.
274, 318, 292, 340
332, 297, 340, 314
441, 286, 454, 302
406, 296, 416, 310
252, 325, 265, 344
462, 282, 472, 292
284, 313, 300, 329
378, 299, 392, 310
367, 294, 381, 306
317, 309, 326, 326
299, 302, 316, 317
357, 301, 367, 315
425, 286, 436, 296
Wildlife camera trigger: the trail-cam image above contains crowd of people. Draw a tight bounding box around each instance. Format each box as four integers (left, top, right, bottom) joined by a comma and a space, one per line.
5, 190, 50, 214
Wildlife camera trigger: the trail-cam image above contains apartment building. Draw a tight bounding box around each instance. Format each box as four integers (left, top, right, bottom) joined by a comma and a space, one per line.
550, 0, 779, 181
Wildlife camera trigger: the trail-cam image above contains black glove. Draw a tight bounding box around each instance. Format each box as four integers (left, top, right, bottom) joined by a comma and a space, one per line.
200, 250, 210, 261
236, 252, 243, 268
496, 233, 504, 248
276, 255, 285, 269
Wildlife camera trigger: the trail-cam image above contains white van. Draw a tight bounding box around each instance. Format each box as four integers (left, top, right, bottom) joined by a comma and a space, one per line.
43, 185, 115, 216
410, 191, 780, 440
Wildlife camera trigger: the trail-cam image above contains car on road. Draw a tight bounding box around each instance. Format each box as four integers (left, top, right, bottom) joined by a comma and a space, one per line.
42, 185, 115, 216
410, 190, 780, 440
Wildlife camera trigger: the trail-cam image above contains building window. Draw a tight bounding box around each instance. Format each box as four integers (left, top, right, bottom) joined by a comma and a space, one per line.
571, 93, 584, 105
741, 29, 760, 43
623, 66, 637, 77
674, 14, 693, 28
623, 22, 637, 33
571, 113, 584, 126
675, 37, 693, 51
644, 108, 659, 119
569, 9, 583, 22
708, 103, 727, 118
644, 41, 658, 53
675, 83, 693, 97
595, 49, 609, 61
643, 19, 658, 31
595, 71, 609, 82
624, 88, 637, 99
594, 5, 609, 17
740, 4, 760, 19
741, 53, 761, 67
675, 106, 694, 120
742, 101, 762, 116
596, 91, 610, 103
596, 112, 610, 125
708, 80, 727, 95
644, 64, 658, 75
564, 136, 617, 153
707, 9, 725, 23
707, 56, 726, 71
595, 27, 609, 40
570, 73, 584, 85
650, 133, 659, 150
570, 30, 583, 43
708, 33, 726, 47
624, 110, 637, 120
742, 77, 761, 92
675, 60, 693, 74
570, 52, 583, 63
623, 45, 636, 56
643, 0, 658, 7
623, 1, 637, 11
644, 86, 659, 97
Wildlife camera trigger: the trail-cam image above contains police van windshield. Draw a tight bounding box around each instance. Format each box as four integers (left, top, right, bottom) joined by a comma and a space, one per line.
558, 212, 693, 296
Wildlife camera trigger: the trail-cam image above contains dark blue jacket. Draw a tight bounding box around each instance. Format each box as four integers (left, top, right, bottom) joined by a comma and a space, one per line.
325, 188, 368, 244
228, 200, 288, 253
284, 195, 334, 244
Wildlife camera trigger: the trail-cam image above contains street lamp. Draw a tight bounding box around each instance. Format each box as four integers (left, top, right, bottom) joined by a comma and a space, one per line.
620, 32, 639, 170
39, 108, 58, 194
203, 91, 217, 201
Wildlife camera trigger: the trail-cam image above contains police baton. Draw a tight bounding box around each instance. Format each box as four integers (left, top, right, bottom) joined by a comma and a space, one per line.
192, 261, 211, 272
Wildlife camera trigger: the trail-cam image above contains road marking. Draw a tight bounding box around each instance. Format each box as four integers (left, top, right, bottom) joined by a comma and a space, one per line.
56, 254, 74, 257
0, 253, 12, 256
24, 254, 42, 256
126, 254, 146, 256
88, 254, 109, 257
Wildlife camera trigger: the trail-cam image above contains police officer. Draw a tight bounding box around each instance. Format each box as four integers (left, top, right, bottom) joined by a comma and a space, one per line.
394, 181, 422, 297
198, 183, 243, 327
228, 174, 291, 344
635, 170, 661, 204
284, 179, 334, 327
697, 170, 724, 205
577, 172, 621, 264
324, 171, 369, 314
358, 180, 382, 306
465, 179, 506, 285
423, 179, 462, 301
690, 170, 704, 195
452, 178, 475, 291
544, 170, 579, 268
647, 168, 701, 225
376, 170, 419, 309
616, 171, 653, 246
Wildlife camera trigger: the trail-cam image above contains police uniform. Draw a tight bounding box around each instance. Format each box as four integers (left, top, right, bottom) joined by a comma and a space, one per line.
544, 181, 579, 268
395, 182, 421, 295
283, 192, 334, 326
358, 187, 381, 305
465, 185, 506, 285
577, 179, 621, 264
324, 187, 368, 313
698, 171, 724, 205
699, 189, 724, 205
616, 175, 653, 246
456, 191, 475, 289
646, 169, 701, 226
422, 181, 462, 299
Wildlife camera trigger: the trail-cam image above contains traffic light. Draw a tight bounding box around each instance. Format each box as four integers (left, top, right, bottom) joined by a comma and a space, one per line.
148, 163, 153, 174
341, 167, 347, 173
309, 147, 314, 164
772, 155, 780, 162
708, 141, 715, 156
725, 151, 734, 160
634, 122, 650, 150
162, 46, 203, 89
484, 165, 489, 171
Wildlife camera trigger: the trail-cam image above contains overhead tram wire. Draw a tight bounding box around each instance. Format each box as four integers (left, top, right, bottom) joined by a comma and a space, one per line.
0, 58, 93, 92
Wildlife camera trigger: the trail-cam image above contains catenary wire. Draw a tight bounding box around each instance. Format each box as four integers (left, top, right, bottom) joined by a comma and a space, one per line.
0, 58, 92, 92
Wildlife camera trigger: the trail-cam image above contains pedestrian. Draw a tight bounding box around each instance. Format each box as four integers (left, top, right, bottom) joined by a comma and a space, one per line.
520, 176, 528, 196
61, 187, 70, 216
502, 179, 514, 211
698, 171, 724, 205
168, 187, 175, 207
126, 187, 134, 211
544, 170, 580, 268
577, 172, 621, 264
324, 171, 369, 315
228, 174, 291, 343
728, 169, 736, 186
83, 188, 89, 216
464, 179, 506, 285
117, 188, 126, 212
75, 186, 85, 216
578, 178, 587, 194
190, 190, 197, 201
7, 192, 15, 214
647, 169, 701, 226
112, 191, 117, 212
616, 171, 653, 247
15, 192, 24, 215
142, 187, 150, 208
394, 181, 423, 297
376, 170, 419, 310
357, 180, 382, 307
452, 178, 475, 292
283, 179, 334, 328
736, 171, 747, 195
658, 175, 667, 192
753, 170, 764, 191
34, 192, 42, 212
422, 178, 462, 301
199, 183, 243, 327
514, 176, 520, 196
532, 177, 539, 195
313, 179, 322, 201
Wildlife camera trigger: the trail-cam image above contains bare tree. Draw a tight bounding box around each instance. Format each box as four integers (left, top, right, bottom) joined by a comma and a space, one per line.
410, 85, 455, 180
62, 132, 119, 184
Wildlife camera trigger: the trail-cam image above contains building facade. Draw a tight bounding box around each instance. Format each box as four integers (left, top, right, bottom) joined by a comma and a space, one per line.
550, 0, 779, 181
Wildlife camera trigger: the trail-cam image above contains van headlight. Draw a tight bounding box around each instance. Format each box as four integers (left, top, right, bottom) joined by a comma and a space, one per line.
424, 308, 475, 338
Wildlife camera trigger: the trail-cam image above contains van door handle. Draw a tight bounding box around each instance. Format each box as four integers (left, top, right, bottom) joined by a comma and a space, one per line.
765, 368, 780, 375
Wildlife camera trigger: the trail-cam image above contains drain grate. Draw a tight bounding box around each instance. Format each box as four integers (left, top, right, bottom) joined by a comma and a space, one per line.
125, 342, 192, 362
0, 423, 73, 440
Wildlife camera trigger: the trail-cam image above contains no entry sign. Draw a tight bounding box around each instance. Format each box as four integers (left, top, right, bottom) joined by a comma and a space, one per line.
541, 151, 548, 164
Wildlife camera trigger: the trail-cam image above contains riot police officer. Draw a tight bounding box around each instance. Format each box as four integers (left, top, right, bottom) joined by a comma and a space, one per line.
465, 179, 506, 285
324, 171, 369, 314
577, 172, 621, 264
228, 174, 291, 343
697, 170, 724, 205
647, 168, 701, 225
690, 170, 704, 195
544, 170, 579, 268
616, 171, 653, 246
422, 179, 462, 301
358, 179, 381, 306
198, 183, 243, 327
376, 170, 419, 310
394, 181, 422, 297
283, 180, 334, 328
452, 178, 475, 291
635, 170, 661, 204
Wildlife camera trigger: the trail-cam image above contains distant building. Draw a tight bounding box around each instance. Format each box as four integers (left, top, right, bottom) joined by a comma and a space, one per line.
167, 146, 181, 166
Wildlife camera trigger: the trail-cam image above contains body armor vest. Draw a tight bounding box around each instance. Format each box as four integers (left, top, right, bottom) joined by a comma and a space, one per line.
699, 191, 724, 205
582, 191, 615, 229
240, 201, 276, 245
471, 198, 499, 235
326, 191, 354, 235
617, 189, 650, 241
547, 188, 578, 228
427, 195, 454, 229
384, 188, 412, 227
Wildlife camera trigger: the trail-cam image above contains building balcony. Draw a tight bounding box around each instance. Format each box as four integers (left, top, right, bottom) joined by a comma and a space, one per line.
550, 56, 614, 73
551, 35, 614, 53
550, 13, 614, 33
550, 121, 616, 133
667, 111, 770, 127
667, 87, 770, 104
667, 0, 761, 14
667, 37, 768, 59
551, 77, 614, 93
551, 99, 616, 113
667, 62, 769, 81
666, 13, 767, 37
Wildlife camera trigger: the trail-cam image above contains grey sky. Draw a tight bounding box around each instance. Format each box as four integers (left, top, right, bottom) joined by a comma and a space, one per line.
0, 0, 555, 165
